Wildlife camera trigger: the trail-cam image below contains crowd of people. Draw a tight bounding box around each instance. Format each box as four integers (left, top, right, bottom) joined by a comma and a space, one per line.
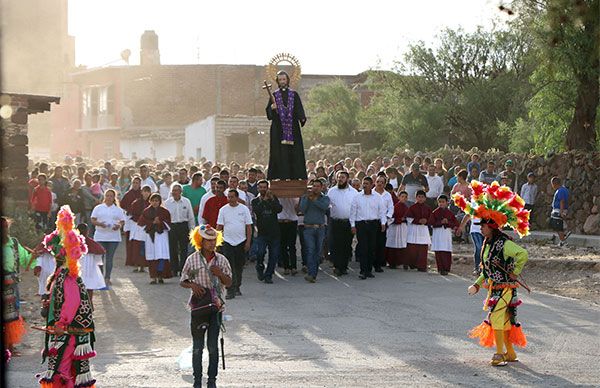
24, 152, 570, 289
4, 152, 566, 385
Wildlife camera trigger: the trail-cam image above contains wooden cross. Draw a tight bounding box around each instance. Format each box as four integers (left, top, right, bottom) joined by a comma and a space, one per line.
262, 80, 277, 110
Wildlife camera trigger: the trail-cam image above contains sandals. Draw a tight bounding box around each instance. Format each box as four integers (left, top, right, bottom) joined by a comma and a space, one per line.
490, 353, 508, 367
504, 352, 519, 362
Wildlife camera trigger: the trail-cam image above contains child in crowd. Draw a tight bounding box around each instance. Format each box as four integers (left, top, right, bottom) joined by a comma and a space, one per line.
405, 190, 432, 272
429, 195, 459, 275
385, 191, 409, 269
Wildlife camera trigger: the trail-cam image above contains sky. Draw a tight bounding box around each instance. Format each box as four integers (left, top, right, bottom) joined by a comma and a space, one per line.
69, 0, 507, 75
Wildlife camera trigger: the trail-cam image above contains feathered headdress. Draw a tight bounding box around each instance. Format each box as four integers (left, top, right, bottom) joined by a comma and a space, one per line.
452, 180, 530, 237
42, 205, 88, 277
189, 224, 223, 251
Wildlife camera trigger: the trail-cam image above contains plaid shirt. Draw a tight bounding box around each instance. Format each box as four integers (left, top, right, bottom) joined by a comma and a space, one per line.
180, 251, 232, 297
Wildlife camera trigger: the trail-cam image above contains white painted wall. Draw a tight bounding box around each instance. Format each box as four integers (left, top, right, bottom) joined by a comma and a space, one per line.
184, 116, 216, 162
120, 139, 179, 160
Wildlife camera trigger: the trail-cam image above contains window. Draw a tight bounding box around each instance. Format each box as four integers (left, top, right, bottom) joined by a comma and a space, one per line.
98, 85, 115, 114
82, 89, 91, 116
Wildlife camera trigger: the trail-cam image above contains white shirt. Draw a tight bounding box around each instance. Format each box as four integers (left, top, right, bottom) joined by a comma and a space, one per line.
470, 217, 482, 234
389, 177, 399, 189
520, 183, 537, 205
164, 196, 195, 229
426, 174, 444, 199
141, 177, 158, 193
375, 189, 394, 220
278, 198, 299, 221
159, 183, 172, 200
349, 192, 386, 227
327, 185, 358, 220
217, 203, 253, 245
198, 191, 216, 225
91, 203, 125, 242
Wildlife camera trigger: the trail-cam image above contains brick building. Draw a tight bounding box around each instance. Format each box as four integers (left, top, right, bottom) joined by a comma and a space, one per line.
48, 31, 371, 161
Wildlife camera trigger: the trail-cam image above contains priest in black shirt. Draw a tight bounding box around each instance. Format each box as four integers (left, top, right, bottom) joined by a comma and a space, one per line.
266, 71, 308, 180
251, 180, 283, 283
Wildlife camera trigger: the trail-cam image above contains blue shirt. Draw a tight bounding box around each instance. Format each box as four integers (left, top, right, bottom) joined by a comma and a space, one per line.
299, 194, 330, 225
552, 186, 569, 210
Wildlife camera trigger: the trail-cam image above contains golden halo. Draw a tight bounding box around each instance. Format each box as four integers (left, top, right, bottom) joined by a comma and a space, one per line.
266, 52, 302, 88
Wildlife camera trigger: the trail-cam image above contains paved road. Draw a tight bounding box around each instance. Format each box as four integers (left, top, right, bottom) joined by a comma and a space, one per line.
7, 247, 600, 387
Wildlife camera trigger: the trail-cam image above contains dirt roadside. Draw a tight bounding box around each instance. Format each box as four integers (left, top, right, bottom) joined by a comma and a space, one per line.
447, 241, 600, 304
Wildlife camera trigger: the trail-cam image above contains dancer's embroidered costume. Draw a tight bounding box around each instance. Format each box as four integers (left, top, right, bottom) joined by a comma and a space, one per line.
37, 206, 96, 388
453, 181, 530, 366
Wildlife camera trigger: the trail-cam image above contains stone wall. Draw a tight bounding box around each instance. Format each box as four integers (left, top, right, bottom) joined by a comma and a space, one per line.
302, 145, 600, 234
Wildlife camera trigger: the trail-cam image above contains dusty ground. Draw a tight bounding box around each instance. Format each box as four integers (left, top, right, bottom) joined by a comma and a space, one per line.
6, 242, 600, 387
451, 241, 600, 304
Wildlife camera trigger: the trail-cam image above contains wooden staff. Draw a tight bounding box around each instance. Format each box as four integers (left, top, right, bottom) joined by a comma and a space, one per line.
262, 80, 277, 110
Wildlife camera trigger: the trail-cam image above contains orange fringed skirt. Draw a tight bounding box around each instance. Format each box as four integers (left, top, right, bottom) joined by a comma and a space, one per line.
4, 316, 26, 347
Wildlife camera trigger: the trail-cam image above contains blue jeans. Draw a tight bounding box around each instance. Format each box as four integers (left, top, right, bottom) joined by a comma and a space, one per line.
471, 232, 484, 271
303, 226, 326, 278
254, 235, 281, 278
99, 241, 119, 280
191, 311, 221, 387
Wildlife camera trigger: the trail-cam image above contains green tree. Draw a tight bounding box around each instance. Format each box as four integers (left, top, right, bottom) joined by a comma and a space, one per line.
513, 0, 599, 150
364, 26, 534, 151
305, 79, 361, 144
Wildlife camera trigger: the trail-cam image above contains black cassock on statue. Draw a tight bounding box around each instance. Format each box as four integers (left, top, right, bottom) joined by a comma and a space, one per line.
266, 89, 308, 180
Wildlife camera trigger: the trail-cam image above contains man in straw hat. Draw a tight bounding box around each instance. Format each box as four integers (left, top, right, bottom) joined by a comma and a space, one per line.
181, 225, 232, 388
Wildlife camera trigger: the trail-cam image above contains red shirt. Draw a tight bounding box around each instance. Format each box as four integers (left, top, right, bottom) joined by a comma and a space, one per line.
202, 195, 228, 227
31, 184, 53, 213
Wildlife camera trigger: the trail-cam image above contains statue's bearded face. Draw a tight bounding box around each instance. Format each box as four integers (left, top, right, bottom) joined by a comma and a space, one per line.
277, 74, 289, 88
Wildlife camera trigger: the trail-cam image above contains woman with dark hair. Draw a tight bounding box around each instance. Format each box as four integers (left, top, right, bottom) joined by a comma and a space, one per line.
451, 169, 471, 199
138, 193, 173, 284
91, 189, 125, 285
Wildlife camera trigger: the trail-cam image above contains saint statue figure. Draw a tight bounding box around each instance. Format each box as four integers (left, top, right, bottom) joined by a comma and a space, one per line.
266, 70, 307, 180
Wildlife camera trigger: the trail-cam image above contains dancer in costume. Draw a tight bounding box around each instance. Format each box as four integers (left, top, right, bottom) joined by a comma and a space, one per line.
37, 206, 96, 387
2, 216, 39, 355
180, 224, 232, 388
453, 180, 530, 367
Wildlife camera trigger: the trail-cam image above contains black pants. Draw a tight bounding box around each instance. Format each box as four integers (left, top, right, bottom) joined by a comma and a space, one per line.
375, 227, 387, 269
331, 219, 353, 271
169, 222, 189, 274
356, 220, 379, 275
221, 241, 246, 292
191, 311, 221, 387
279, 221, 298, 269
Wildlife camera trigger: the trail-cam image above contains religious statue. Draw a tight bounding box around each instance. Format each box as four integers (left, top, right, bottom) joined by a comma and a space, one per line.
264, 70, 307, 180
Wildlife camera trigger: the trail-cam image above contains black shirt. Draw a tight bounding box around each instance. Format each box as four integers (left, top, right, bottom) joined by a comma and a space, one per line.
251, 195, 283, 238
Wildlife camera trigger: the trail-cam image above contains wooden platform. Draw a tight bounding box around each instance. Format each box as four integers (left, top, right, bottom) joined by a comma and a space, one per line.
269, 179, 308, 198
